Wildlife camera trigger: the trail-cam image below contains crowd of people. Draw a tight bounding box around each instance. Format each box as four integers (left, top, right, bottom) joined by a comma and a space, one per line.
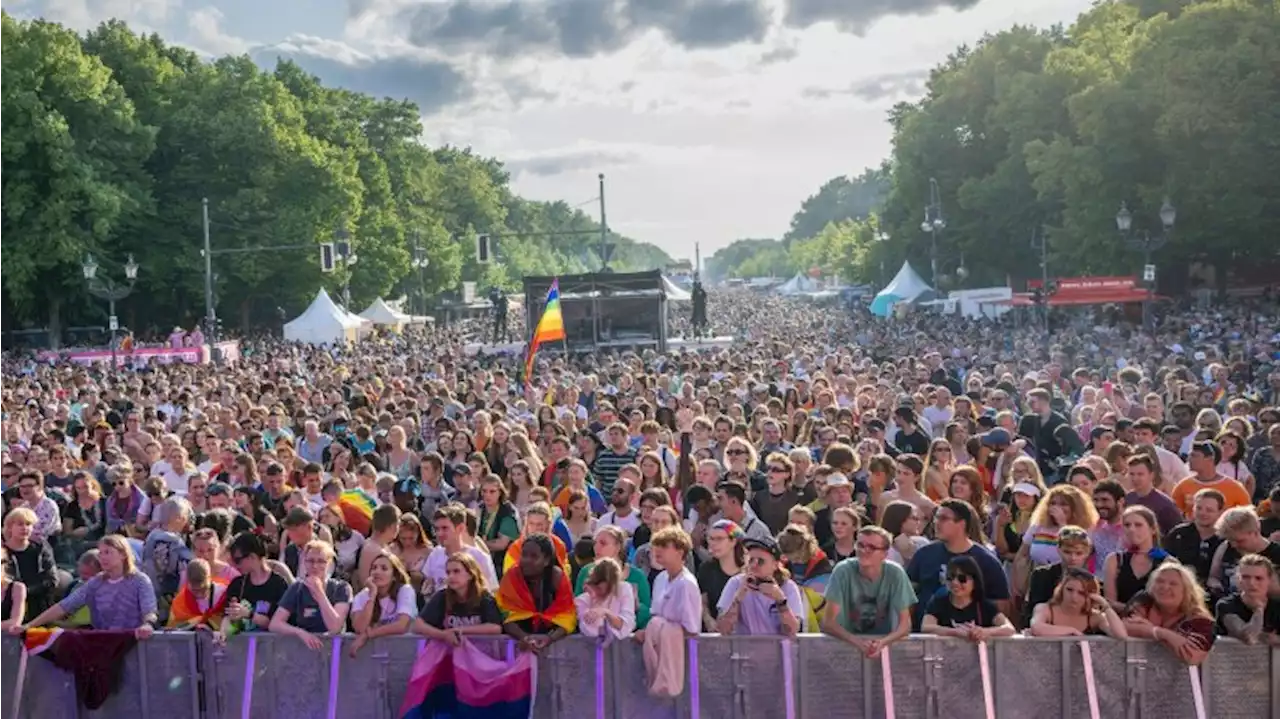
2, 285, 1279, 701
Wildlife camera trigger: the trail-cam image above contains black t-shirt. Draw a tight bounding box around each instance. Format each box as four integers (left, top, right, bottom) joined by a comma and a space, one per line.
925, 594, 1001, 628
1215, 593, 1280, 635
1219, 542, 1280, 596
419, 591, 503, 629
1162, 523, 1222, 586
697, 560, 734, 619
226, 571, 290, 620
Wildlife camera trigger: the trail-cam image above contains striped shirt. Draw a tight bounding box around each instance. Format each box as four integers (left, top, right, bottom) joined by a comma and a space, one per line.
592, 448, 637, 496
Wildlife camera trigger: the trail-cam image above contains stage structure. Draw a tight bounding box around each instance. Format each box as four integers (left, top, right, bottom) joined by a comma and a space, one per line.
522, 271, 668, 352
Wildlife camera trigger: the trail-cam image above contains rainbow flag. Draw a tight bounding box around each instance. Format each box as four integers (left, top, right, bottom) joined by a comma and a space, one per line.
335, 489, 378, 535
398, 641, 534, 719
523, 279, 565, 386
166, 578, 229, 629
495, 564, 577, 635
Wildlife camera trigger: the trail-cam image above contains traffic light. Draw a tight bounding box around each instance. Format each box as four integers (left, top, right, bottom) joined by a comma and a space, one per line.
476, 234, 491, 263
320, 243, 335, 272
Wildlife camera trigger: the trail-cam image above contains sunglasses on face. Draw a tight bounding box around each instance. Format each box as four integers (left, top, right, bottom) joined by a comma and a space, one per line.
768, 466, 789, 474
946, 573, 973, 584
726, 449, 747, 456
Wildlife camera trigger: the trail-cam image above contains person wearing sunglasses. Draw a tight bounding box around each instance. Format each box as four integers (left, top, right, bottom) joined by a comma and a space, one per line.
922, 556, 1015, 643
716, 535, 801, 636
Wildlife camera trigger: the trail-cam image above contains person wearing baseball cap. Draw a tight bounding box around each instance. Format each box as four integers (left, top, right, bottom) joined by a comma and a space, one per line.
715, 535, 802, 636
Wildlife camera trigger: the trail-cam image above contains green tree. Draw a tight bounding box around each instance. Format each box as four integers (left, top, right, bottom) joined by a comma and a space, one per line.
784, 166, 889, 244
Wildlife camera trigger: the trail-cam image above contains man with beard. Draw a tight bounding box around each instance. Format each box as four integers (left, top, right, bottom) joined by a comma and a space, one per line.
1090, 480, 1126, 574
599, 478, 641, 539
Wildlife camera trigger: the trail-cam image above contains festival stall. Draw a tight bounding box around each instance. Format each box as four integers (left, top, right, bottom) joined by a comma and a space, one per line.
358, 297, 413, 332
870, 261, 935, 316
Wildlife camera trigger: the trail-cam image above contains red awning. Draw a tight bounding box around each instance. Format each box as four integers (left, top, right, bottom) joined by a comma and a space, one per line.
1003, 289, 1161, 307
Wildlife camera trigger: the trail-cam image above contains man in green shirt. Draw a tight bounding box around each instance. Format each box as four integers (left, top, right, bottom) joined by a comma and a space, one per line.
822, 526, 916, 657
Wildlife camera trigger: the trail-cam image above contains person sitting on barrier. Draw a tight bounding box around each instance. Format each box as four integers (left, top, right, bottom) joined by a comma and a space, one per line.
269, 539, 352, 650
425, 505, 498, 600
1215, 553, 1280, 644
821, 526, 916, 657
922, 555, 1016, 643
14, 534, 158, 639
1, 545, 27, 631
349, 551, 416, 656
1103, 506, 1170, 611
222, 533, 290, 638
1122, 562, 1215, 665
415, 551, 503, 646
577, 524, 651, 630
1027, 568, 1126, 638
716, 535, 802, 636
576, 556, 637, 640
497, 532, 576, 653
3, 506, 64, 621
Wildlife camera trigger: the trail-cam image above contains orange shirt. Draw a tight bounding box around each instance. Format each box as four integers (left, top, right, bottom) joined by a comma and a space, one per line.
1169, 475, 1252, 517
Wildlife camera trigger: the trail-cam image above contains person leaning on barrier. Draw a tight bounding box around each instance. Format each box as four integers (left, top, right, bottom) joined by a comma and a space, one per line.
12, 534, 158, 639
821, 526, 916, 657
268, 539, 352, 650
1026, 568, 1126, 638
348, 550, 416, 656
716, 535, 802, 636
414, 551, 503, 646
1122, 562, 1215, 666
1215, 553, 1280, 644
922, 556, 1016, 643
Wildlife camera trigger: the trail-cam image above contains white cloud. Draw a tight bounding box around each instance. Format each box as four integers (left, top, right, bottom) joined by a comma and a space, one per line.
188, 6, 251, 55
23, 0, 177, 32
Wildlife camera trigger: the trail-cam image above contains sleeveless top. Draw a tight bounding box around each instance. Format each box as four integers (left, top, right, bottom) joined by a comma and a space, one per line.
1116, 551, 1163, 605
1048, 605, 1106, 636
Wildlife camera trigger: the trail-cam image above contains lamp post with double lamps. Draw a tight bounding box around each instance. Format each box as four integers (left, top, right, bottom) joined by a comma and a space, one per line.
82, 253, 139, 369
1115, 197, 1175, 331
920, 177, 945, 286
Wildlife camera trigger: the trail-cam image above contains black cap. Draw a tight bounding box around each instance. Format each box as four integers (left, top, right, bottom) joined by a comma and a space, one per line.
742, 535, 781, 559
451, 463, 473, 477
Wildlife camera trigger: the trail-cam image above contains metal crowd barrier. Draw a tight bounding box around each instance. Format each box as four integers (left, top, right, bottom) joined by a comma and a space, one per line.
2, 633, 1276, 719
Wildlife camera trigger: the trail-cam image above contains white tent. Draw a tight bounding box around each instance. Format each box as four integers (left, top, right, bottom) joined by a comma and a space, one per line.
359, 297, 412, 330
663, 276, 692, 301
775, 273, 822, 296
870, 261, 935, 316
283, 289, 364, 345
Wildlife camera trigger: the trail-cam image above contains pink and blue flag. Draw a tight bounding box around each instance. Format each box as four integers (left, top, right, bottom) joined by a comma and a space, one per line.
398, 641, 535, 719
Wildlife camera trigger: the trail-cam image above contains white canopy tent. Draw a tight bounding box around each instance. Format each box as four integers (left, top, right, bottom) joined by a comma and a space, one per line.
359, 297, 412, 330
283, 289, 365, 345
870, 261, 935, 316
775, 273, 822, 296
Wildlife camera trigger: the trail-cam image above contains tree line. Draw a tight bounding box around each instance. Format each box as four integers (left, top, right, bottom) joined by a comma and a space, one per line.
1, 15, 671, 336
709, 0, 1280, 293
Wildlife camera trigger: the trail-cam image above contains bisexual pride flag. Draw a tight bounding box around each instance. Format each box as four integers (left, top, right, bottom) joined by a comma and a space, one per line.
399, 641, 535, 719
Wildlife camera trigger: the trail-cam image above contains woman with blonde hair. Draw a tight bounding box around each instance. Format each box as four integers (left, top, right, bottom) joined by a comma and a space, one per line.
1123, 563, 1215, 665
413, 551, 504, 645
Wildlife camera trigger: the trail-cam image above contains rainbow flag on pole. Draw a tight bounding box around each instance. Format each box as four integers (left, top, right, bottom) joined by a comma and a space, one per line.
398, 641, 535, 719
523, 278, 565, 386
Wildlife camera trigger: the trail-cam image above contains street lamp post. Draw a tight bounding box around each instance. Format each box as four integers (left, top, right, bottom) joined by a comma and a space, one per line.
82, 253, 139, 370
921, 177, 945, 286
334, 229, 358, 308
872, 225, 890, 284
1116, 197, 1175, 331
410, 232, 429, 316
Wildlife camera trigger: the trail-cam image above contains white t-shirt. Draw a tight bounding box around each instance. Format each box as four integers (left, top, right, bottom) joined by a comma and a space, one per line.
422, 545, 498, 599
351, 584, 418, 625
599, 509, 642, 538
650, 567, 702, 634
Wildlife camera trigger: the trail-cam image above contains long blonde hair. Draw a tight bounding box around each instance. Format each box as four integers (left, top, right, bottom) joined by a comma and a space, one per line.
99, 534, 139, 575
1145, 562, 1211, 620
1029, 484, 1098, 530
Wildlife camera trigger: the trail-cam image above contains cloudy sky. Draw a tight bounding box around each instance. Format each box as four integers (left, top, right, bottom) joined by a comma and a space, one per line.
20, 0, 1091, 260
